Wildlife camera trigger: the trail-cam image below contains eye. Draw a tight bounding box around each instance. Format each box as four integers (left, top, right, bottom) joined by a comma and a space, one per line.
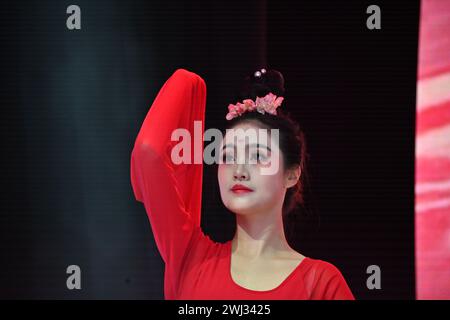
250, 151, 267, 163
221, 152, 235, 164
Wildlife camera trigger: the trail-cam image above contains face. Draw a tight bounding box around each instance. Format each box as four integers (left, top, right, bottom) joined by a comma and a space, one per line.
217, 121, 299, 216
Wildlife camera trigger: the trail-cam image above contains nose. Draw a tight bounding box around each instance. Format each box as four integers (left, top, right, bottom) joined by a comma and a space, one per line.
233, 164, 249, 181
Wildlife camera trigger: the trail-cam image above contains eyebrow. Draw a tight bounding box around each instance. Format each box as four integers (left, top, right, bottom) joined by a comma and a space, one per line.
221, 143, 271, 152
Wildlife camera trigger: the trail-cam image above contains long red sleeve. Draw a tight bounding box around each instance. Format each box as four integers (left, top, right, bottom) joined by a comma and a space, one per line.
130, 69, 206, 298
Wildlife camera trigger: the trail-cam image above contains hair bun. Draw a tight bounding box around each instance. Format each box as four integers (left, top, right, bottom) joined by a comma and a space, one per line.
238, 68, 285, 101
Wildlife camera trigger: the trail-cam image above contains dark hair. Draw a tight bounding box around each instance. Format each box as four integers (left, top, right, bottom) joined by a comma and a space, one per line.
223, 69, 310, 220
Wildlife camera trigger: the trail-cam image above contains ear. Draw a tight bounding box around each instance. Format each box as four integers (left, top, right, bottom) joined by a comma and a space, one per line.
285, 166, 301, 189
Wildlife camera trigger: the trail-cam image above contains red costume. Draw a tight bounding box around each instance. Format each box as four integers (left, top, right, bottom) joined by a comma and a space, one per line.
130, 69, 355, 300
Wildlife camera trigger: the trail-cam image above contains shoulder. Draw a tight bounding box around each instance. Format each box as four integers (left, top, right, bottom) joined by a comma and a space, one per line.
305, 258, 345, 278
302, 257, 355, 300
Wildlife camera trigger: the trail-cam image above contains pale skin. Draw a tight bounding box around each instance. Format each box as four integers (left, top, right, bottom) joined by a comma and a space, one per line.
218, 121, 305, 291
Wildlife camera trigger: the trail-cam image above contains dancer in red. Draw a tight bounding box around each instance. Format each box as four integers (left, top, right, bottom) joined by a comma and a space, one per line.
130, 68, 355, 299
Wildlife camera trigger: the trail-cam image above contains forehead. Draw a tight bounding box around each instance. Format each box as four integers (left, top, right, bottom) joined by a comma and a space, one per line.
222, 122, 279, 149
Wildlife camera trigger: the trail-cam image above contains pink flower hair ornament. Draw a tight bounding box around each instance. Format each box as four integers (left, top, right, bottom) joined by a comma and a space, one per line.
225, 92, 284, 120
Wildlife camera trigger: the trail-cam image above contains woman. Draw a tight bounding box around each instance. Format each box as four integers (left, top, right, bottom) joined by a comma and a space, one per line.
130, 68, 355, 299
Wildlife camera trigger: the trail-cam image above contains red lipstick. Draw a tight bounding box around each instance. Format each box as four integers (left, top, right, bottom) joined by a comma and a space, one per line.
230, 184, 254, 194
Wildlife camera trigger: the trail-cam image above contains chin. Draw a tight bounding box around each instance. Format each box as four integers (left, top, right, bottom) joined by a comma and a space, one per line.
226, 202, 262, 216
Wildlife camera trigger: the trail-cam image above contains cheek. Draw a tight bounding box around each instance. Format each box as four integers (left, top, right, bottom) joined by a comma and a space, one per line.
217, 165, 229, 187
258, 177, 282, 194
217, 166, 233, 206
254, 170, 286, 196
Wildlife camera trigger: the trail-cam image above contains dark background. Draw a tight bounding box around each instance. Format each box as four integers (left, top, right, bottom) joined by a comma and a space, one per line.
0, 0, 419, 299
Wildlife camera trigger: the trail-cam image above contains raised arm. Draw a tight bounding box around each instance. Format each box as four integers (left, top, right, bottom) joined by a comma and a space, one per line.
130, 69, 206, 269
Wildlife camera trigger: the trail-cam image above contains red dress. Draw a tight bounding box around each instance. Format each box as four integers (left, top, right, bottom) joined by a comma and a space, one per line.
130, 68, 355, 300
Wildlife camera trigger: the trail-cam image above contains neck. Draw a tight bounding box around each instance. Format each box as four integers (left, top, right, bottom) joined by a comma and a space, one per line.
231, 207, 291, 259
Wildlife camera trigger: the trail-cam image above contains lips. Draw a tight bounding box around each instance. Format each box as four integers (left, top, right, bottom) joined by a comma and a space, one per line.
230, 184, 253, 192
